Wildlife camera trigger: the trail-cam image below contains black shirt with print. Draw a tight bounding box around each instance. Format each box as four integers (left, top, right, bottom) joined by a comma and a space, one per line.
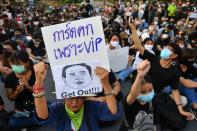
5, 71, 35, 111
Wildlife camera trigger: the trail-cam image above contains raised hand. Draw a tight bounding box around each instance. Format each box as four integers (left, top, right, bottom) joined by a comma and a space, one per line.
95, 67, 110, 87
137, 60, 151, 78
34, 62, 48, 86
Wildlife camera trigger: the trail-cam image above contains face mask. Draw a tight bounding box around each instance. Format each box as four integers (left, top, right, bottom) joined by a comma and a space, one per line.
154, 21, 158, 25
11, 65, 26, 74
160, 47, 172, 59
188, 24, 192, 28
3, 49, 12, 57
179, 44, 184, 48
163, 21, 167, 25
17, 21, 22, 24
161, 34, 169, 39
137, 90, 155, 103
110, 41, 119, 47
144, 45, 153, 50
33, 21, 39, 26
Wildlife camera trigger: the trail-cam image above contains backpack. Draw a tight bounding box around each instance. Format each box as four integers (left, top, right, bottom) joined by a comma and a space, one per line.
132, 111, 154, 131
124, 102, 155, 131
132, 102, 155, 131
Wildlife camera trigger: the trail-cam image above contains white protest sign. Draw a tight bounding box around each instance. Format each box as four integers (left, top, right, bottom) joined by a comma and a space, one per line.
107, 47, 129, 72
41, 16, 110, 99
190, 12, 197, 18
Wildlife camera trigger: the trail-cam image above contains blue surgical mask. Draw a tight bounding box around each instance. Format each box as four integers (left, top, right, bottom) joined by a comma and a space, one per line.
160, 47, 172, 59
137, 90, 155, 103
110, 41, 119, 47
11, 65, 26, 74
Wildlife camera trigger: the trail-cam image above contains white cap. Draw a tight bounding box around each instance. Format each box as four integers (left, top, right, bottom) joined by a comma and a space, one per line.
141, 33, 150, 41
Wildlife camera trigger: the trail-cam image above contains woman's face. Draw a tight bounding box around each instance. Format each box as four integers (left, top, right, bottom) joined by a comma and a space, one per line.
3, 44, 13, 52
110, 35, 119, 43
140, 82, 153, 95
65, 97, 84, 112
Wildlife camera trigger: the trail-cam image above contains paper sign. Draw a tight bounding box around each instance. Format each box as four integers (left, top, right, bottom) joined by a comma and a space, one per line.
53, 62, 102, 99
190, 12, 197, 19
108, 47, 129, 72
41, 16, 110, 99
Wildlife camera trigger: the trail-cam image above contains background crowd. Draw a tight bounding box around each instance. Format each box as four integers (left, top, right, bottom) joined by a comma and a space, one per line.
0, 0, 197, 131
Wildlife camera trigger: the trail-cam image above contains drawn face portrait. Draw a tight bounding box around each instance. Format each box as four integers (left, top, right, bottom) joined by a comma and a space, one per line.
62, 65, 92, 89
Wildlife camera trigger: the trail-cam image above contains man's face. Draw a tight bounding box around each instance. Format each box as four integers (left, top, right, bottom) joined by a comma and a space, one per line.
64, 65, 92, 89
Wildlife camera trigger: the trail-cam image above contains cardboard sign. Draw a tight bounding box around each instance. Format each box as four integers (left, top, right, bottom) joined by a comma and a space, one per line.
41, 16, 110, 99
108, 47, 129, 72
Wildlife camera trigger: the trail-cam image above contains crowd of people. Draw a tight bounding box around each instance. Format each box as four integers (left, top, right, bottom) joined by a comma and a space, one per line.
0, 0, 197, 131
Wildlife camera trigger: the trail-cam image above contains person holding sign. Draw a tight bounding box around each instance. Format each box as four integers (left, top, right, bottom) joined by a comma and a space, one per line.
33, 62, 122, 131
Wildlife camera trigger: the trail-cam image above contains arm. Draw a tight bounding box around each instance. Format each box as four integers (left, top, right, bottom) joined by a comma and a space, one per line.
130, 24, 145, 55
6, 85, 24, 100
127, 60, 150, 105
26, 48, 37, 59
180, 77, 197, 88
126, 75, 143, 105
112, 81, 121, 96
95, 67, 117, 114
172, 89, 194, 120
34, 62, 49, 120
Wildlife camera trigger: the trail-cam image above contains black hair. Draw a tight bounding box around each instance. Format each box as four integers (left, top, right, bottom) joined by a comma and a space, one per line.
107, 33, 121, 44
168, 43, 183, 62
62, 63, 92, 79
3, 40, 17, 51
142, 38, 154, 45
10, 50, 34, 70
141, 75, 153, 85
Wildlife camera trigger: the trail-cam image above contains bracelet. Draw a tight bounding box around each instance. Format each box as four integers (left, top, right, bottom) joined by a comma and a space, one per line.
33, 92, 45, 98
104, 90, 115, 96
177, 104, 182, 107
33, 85, 44, 92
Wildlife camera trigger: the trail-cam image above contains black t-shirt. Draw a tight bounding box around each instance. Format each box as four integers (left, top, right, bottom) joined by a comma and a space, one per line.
140, 50, 180, 93
179, 63, 197, 79
27, 41, 46, 57
122, 95, 149, 127
4, 71, 35, 111
0, 96, 4, 105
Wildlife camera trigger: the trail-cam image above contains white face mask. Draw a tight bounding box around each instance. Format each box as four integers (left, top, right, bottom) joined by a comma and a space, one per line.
179, 44, 184, 48
144, 44, 153, 50
61, 19, 65, 22
17, 21, 22, 24
110, 41, 119, 47
154, 21, 158, 25
188, 24, 192, 28
33, 22, 39, 26
161, 34, 169, 39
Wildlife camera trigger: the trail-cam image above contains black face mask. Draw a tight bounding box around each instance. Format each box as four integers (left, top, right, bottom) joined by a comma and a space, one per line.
123, 38, 128, 43
3, 49, 12, 57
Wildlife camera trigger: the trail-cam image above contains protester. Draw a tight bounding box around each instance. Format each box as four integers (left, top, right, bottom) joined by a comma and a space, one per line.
130, 23, 194, 129
33, 62, 122, 131
0, 0, 196, 130
0, 95, 14, 131
4, 50, 38, 129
